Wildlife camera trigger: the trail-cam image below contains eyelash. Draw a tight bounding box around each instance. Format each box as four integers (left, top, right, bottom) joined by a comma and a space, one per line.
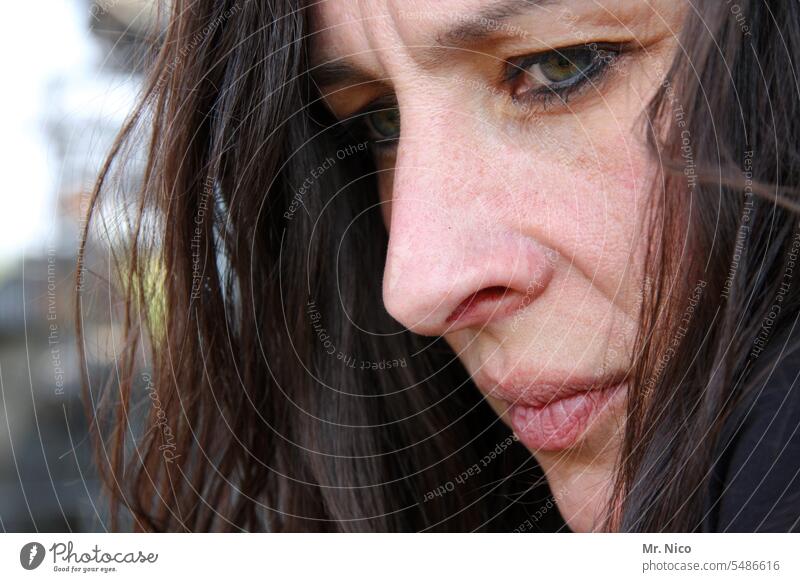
337, 103, 399, 156
337, 43, 626, 153
505, 43, 624, 109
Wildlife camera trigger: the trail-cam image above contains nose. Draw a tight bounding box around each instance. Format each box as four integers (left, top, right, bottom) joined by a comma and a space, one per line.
381, 115, 556, 336
383, 223, 555, 335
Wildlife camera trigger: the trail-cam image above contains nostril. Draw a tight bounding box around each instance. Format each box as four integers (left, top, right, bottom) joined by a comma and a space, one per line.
447, 286, 512, 323
383, 230, 555, 334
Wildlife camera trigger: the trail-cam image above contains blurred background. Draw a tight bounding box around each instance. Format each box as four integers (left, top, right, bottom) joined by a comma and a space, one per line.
0, 0, 154, 532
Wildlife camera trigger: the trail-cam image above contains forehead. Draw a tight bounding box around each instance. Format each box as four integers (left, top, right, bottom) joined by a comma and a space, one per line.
311, 0, 499, 42
310, 0, 550, 61
309, 0, 673, 68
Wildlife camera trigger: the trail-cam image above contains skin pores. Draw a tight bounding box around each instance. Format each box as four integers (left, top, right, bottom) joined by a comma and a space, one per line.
311, 0, 685, 531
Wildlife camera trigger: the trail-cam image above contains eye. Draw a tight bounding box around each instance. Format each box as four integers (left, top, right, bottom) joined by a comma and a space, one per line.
507, 44, 620, 105
363, 107, 401, 143
536, 50, 596, 84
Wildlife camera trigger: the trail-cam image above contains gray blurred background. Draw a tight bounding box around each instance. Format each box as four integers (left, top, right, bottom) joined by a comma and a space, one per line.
0, 0, 154, 532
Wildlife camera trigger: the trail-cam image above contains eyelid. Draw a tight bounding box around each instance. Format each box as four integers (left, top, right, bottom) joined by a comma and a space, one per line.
332, 43, 629, 151
337, 96, 400, 152
503, 42, 629, 109
340, 95, 399, 126
504, 42, 627, 81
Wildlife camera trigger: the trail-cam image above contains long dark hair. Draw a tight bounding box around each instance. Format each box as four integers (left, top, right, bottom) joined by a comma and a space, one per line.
609, 0, 800, 531
77, 0, 800, 531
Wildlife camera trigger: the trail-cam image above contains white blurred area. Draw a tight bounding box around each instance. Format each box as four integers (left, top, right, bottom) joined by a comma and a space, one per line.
0, 0, 156, 532
0, 0, 154, 263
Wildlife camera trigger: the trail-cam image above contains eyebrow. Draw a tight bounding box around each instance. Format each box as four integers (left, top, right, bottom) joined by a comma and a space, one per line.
310, 61, 379, 89
311, 0, 561, 89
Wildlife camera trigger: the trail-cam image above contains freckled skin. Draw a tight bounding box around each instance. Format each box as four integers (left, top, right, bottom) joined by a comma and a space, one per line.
312, 0, 686, 531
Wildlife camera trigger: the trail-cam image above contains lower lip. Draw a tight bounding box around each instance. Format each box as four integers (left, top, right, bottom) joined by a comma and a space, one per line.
509, 383, 624, 452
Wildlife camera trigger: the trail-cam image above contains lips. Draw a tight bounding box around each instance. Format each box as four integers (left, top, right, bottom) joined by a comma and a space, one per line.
475, 373, 626, 452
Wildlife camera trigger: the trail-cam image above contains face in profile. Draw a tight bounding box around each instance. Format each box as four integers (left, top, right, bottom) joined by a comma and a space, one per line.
311, 0, 686, 531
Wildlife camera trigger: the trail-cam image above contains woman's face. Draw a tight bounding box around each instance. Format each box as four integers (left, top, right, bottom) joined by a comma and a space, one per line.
311, 0, 684, 531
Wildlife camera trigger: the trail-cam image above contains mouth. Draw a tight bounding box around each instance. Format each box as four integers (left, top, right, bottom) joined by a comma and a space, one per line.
475, 372, 627, 452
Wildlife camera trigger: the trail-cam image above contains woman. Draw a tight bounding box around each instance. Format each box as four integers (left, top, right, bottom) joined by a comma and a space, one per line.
78, 0, 800, 532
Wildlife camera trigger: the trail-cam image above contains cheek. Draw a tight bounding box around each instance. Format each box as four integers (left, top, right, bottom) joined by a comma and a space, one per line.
507, 126, 654, 309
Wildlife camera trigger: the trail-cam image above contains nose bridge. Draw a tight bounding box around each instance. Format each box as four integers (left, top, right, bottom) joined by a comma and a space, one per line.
382, 107, 476, 321
382, 108, 555, 335
389, 105, 474, 246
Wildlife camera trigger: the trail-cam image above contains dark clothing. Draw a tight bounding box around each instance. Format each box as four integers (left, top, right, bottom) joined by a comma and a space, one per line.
704, 356, 800, 532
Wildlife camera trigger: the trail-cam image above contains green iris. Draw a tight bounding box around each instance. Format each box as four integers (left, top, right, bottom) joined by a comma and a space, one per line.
364, 108, 400, 141
537, 49, 596, 84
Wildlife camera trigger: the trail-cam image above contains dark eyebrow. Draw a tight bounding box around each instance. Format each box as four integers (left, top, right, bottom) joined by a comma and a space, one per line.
311, 0, 561, 89
309, 61, 378, 89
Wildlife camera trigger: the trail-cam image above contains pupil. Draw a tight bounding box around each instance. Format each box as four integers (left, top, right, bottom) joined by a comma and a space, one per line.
371, 110, 399, 138
541, 50, 594, 82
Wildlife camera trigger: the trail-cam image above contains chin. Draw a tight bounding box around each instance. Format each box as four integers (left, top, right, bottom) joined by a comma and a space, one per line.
486, 380, 628, 531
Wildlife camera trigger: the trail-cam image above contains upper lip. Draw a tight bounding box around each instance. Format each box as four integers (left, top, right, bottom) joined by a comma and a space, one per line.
473, 370, 627, 408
